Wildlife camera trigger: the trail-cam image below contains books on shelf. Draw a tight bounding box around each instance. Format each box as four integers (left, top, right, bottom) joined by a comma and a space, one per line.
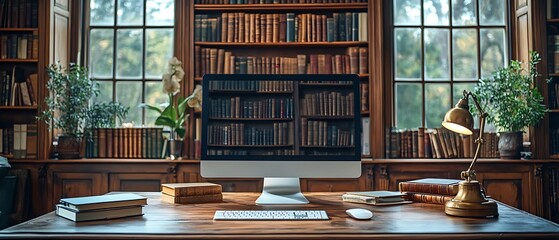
385, 127, 499, 159
84, 127, 164, 159
161, 182, 223, 204
195, 11, 367, 43
56, 204, 143, 222
399, 178, 461, 205
59, 193, 147, 212
0, 123, 37, 159
342, 191, 411, 205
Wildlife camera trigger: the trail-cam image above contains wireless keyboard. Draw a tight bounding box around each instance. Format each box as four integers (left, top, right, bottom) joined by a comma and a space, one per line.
213, 210, 329, 220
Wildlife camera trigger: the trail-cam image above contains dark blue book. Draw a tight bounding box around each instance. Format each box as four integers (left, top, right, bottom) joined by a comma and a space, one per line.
286, 13, 295, 42
352, 12, 359, 41
326, 18, 334, 42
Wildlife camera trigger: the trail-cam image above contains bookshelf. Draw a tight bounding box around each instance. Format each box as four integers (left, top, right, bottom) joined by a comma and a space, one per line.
545, 0, 559, 159
189, 0, 371, 158
0, 0, 42, 161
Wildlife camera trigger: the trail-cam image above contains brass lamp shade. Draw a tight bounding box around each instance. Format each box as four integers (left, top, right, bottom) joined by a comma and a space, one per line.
442, 98, 474, 135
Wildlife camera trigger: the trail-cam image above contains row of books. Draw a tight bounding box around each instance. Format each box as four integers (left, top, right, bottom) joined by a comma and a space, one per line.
195, 11, 367, 43
0, 33, 39, 60
0, 0, 38, 28
209, 80, 294, 92
0, 67, 37, 107
194, 47, 368, 77
386, 127, 500, 159
56, 193, 147, 222
206, 148, 296, 156
301, 119, 354, 147
0, 124, 37, 159
83, 127, 165, 159
550, 127, 559, 156
194, 0, 368, 4
208, 97, 294, 119
161, 182, 223, 204
399, 178, 460, 205
207, 122, 295, 146
549, 82, 559, 109
548, 35, 559, 73
300, 92, 355, 117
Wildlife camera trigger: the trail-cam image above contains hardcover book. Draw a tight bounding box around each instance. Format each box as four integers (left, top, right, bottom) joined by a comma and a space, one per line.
161, 182, 222, 196
56, 204, 143, 222
342, 191, 410, 205
59, 193, 147, 212
398, 178, 461, 195
160, 193, 223, 204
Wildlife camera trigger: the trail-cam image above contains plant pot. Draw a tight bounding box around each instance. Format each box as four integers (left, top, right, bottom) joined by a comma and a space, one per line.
167, 139, 183, 159
498, 131, 523, 159
57, 135, 82, 159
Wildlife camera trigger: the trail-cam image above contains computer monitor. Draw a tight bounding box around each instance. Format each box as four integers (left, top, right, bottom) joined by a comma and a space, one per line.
201, 74, 362, 205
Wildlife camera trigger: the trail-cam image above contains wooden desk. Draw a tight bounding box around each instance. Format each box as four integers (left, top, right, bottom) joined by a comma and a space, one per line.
1, 192, 558, 239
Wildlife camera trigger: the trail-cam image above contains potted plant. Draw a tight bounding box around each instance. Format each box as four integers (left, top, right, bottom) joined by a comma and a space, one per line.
472, 51, 547, 159
142, 57, 202, 159
40, 63, 128, 159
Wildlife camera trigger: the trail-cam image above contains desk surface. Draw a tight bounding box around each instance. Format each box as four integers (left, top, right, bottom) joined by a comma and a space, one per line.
1, 192, 559, 239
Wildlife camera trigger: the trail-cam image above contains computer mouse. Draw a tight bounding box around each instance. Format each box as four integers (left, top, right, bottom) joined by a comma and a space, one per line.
345, 208, 373, 220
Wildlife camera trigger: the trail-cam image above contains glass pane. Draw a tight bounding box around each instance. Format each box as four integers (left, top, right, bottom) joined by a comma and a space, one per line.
146, 0, 174, 26
452, 0, 476, 26
425, 83, 450, 128
452, 29, 478, 80
89, 29, 114, 78
394, 0, 421, 26
93, 81, 114, 103
116, 29, 143, 79
116, 81, 142, 125
90, 0, 114, 26
424, 0, 449, 26
424, 29, 449, 80
117, 0, 144, 26
479, 0, 505, 25
145, 29, 174, 78
395, 28, 422, 80
144, 81, 168, 126
480, 29, 506, 78
395, 83, 422, 129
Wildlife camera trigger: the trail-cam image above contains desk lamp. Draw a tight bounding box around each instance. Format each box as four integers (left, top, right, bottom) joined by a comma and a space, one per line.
441, 90, 498, 218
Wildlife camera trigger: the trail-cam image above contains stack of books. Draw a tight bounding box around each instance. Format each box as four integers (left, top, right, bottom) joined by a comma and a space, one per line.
160, 182, 223, 204
56, 193, 147, 222
399, 178, 461, 205
341, 190, 411, 205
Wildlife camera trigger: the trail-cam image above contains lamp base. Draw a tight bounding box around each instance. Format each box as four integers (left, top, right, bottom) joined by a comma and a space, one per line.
444, 180, 499, 218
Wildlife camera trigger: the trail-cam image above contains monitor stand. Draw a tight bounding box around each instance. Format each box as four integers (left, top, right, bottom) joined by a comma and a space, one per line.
255, 177, 309, 205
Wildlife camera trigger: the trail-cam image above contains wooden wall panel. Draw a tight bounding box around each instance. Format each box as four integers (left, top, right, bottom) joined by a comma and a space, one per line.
52, 172, 108, 212
109, 173, 174, 192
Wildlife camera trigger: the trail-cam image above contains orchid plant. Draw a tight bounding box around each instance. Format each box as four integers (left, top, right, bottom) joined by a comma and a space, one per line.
142, 57, 202, 140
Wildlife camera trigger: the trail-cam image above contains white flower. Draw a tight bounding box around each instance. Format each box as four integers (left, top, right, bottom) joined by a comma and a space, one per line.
187, 84, 203, 111
162, 74, 180, 95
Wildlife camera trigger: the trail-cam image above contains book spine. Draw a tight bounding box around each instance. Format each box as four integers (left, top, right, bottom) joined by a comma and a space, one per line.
398, 182, 459, 195
161, 193, 223, 204
404, 192, 455, 205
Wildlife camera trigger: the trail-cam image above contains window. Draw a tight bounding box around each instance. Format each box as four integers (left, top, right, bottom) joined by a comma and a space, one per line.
392, 0, 508, 129
88, 0, 174, 126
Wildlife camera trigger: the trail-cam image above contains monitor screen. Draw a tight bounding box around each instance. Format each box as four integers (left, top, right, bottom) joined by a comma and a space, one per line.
200, 74, 362, 204
201, 74, 361, 161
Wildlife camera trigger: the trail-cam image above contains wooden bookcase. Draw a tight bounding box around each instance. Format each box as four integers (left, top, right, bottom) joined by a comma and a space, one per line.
0, 0, 44, 161
188, 1, 372, 158
545, 9, 559, 159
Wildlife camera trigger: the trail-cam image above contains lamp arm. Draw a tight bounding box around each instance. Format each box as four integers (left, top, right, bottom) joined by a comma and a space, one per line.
462, 91, 487, 182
